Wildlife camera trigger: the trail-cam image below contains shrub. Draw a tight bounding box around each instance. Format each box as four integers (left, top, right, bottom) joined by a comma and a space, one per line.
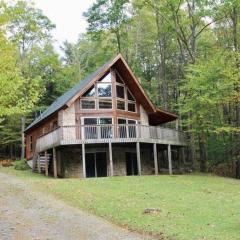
14, 159, 30, 171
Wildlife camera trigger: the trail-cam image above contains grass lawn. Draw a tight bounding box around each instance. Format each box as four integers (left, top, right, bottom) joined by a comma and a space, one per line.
1, 167, 240, 240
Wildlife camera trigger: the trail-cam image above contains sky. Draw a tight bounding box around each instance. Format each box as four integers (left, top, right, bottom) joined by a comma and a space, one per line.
32, 0, 96, 48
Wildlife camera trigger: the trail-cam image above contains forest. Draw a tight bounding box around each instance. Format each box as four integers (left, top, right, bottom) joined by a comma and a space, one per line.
0, 0, 239, 177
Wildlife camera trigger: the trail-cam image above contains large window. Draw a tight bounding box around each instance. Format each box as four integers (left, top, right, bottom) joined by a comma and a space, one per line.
83, 117, 113, 139
80, 70, 136, 112
81, 100, 96, 109
99, 99, 112, 109
81, 72, 113, 110
83, 86, 95, 97
116, 85, 125, 99
97, 83, 112, 97
116, 71, 136, 112
117, 118, 137, 138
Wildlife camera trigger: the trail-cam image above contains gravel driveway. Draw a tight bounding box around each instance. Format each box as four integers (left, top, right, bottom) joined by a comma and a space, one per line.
0, 172, 155, 240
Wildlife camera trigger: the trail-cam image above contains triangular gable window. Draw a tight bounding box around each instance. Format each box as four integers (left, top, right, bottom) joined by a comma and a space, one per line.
83, 86, 95, 97
127, 89, 135, 101
98, 72, 111, 82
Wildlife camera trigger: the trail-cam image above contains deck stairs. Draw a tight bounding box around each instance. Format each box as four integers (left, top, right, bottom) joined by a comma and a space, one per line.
32, 153, 52, 173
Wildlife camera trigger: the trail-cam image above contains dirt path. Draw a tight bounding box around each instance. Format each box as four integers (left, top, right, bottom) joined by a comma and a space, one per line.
0, 172, 155, 240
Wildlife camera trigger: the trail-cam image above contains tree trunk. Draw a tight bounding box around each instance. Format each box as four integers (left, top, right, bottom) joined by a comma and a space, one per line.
199, 132, 207, 172
154, 10, 168, 108
115, 29, 121, 53
236, 160, 240, 179
21, 116, 25, 159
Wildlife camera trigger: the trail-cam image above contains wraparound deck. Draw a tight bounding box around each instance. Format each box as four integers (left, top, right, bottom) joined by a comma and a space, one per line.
35, 124, 186, 153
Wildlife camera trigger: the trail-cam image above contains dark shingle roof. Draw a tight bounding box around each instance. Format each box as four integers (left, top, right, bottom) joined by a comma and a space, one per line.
25, 59, 113, 132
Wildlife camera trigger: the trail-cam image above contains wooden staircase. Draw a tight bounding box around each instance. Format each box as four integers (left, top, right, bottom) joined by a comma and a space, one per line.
33, 153, 52, 173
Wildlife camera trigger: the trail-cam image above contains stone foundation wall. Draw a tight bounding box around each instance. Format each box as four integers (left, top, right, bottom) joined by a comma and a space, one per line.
58, 144, 155, 178
59, 147, 83, 178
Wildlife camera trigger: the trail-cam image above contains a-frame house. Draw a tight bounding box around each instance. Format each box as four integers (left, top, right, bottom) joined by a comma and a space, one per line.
25, 54, 186, 178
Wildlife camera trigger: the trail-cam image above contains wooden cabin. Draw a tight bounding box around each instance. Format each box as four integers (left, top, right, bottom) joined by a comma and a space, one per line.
25, 54, 186, 178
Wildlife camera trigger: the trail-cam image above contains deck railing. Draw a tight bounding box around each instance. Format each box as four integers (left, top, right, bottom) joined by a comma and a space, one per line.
36, 124, 186, 153
36, 127, 61, 152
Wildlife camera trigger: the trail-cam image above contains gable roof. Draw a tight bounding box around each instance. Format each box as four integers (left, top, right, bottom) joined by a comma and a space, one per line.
25, 54, 177, 132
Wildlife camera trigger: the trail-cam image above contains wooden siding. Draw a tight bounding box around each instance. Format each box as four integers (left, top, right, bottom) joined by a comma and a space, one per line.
25, 114, 58, 160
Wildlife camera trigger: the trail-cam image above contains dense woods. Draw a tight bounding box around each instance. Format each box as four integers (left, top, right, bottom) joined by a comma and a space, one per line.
0, 0, 239, 177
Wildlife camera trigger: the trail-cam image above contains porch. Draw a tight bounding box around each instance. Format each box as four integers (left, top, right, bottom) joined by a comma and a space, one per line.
35, 124, 186, 153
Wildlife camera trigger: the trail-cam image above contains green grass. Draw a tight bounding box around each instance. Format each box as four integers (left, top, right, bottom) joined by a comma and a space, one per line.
1, 167, 240, 240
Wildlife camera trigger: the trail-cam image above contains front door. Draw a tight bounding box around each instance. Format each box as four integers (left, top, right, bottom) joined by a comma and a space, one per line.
86, 152, 107, 178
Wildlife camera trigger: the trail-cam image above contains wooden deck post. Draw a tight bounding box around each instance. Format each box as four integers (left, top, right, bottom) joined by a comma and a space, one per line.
109, 142, 114, 177
45, 151, 48, 177
37, 154, 41, 173
168, 144, 173, 175
53, 147, 57, 178
136, 142, 141, 176
82, 143, 86, 178
153, 143, 158, 175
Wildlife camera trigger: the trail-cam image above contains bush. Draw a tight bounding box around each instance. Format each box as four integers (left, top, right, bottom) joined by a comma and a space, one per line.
14, 159, 30, 171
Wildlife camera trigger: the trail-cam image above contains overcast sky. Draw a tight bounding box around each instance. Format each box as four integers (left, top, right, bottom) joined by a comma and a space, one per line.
32, 0, 95, 48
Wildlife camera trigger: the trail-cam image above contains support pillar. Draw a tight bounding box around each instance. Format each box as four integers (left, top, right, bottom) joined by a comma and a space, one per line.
168, 144, 173, 175
153, 143, 158, 175
37, 154, 41, 173
45, 151, 48, 177
109, 142, 113, 177
53, 147, 57, 178
136, 142, 141, 176
82, 143, 86, 178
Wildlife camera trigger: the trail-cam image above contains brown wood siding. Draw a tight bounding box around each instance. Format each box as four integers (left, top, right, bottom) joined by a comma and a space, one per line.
25, 114, 58, 160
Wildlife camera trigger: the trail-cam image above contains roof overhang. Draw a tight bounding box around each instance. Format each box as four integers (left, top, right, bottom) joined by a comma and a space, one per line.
149, 108, 178, 125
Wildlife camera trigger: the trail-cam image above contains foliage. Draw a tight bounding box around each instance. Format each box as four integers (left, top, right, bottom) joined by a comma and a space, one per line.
84, 0, 131, 52
14, 158, 30, 170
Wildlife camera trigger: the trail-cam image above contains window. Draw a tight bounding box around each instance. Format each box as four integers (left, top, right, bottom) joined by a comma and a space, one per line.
127, 120, 137, 137
127, 90, 134, 101
97, 83, 112, 97
115, 71, 136, 113
84, 118, 98, 139
84, 118, 97, 125
117, 118, 137, 138
116, 85, 125, 99
99, 118, 112, 138
30, 136, 33, 151
99, 118, 112, 124
99, 99, 112, 109
100, 72, 111, 82
118, 118, 127, 138
81, 100, 96, 109
83, 86, 95, 97
128, 102, 136, 112
117, 100, 125, 110
83, 118, 113, 139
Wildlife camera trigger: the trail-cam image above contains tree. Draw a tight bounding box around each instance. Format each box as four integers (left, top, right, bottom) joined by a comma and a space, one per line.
3, 0, 55, 159
179, 50, 239, 172
84, 0, 131, 53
